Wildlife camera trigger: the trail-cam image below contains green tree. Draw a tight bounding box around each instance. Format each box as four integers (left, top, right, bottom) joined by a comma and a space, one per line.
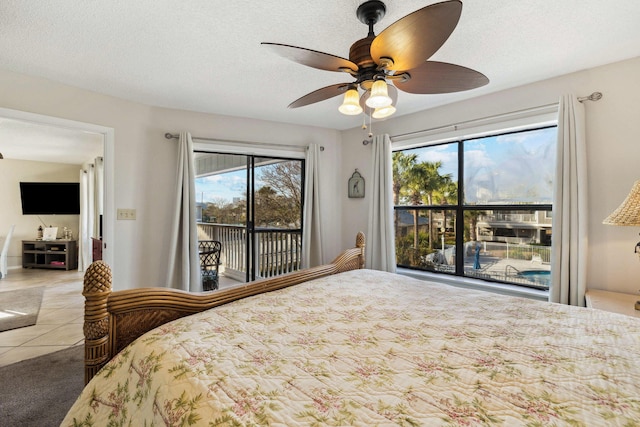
392, 152, 419, 262
254, 185, 300, 227
392, 154, 456, 263
434, 178, 457, 248
257, 160, 302, 227
392, 152, 418, 206
407, 161, 451, 250
465, 211, 485, 242
203, 197, 239, 224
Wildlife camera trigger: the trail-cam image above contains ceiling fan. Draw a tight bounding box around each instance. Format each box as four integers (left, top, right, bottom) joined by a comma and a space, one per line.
262, 0, 488, 119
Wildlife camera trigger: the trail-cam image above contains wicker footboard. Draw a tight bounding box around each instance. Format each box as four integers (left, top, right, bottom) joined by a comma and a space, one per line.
83, 232, 365, 384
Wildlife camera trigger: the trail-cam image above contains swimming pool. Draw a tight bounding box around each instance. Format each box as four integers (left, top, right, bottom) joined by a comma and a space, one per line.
518, 270, 551, 287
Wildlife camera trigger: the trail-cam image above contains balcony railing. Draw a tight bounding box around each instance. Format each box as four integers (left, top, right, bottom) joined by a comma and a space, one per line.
197, 222, 301, 281
478, 241, 551, 263
481, 213, 537, 223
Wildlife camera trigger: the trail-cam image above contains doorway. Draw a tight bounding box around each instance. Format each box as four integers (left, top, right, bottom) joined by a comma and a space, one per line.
194, 152, 304, 283
0, 107, 114, 269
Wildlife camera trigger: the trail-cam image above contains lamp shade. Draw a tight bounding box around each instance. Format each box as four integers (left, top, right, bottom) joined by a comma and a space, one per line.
366, 80, 392, 108
603, 180, 640, 226
338, 88, 363, 115
372, 104, 396, 119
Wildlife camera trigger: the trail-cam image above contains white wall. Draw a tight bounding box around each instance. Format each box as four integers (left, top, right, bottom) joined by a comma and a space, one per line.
4, 56, 638, 294
340, 56, 640, 295
0, 159, 80, 268
0, 69, 343, 289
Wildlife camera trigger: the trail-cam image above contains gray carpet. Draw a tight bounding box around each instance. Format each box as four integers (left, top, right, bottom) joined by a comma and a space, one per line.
0, 345, 84, 426
0, 286, 45, 332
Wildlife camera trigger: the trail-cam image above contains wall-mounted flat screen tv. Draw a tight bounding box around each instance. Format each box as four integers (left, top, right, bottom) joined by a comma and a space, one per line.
20, 182, 81, 215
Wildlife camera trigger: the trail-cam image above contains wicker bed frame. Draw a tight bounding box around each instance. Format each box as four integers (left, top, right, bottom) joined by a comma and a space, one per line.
82, 232, 365, 384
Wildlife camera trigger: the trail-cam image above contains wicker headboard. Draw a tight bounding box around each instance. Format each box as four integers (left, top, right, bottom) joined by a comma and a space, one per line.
82, 232, 365, 384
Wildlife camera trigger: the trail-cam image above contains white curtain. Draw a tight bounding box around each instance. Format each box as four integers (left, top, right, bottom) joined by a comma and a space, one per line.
78, 156, 104, 271
550, 95, 588, 306
301, 143, 323, 268
0, 224, 15, 279
78, 163, 95, 271
93, 157, 104, 238
167, 132, 200, 291
366, 134, 396, 272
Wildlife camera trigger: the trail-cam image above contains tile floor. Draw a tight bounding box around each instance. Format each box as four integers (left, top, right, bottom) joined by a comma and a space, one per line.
0, 267, 85, 367
0, 266, 241, 367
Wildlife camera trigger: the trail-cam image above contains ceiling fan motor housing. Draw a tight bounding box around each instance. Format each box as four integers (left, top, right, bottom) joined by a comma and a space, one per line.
349, 36, 376, 71
349, 36, 388, 91
353, 1, 389, 90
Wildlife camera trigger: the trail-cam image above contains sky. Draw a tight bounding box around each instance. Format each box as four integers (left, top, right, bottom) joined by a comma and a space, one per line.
195, 170, 249, 205
404, 126, 557, 204
196, 126, 557, 206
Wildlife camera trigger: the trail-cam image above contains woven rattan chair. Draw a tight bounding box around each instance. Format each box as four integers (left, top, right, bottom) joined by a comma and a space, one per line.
198, 240, 221, 291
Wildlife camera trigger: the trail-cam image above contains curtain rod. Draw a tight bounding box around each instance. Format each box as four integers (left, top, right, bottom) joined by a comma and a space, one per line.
377, 91, 603, 143
164, 133, 324, 151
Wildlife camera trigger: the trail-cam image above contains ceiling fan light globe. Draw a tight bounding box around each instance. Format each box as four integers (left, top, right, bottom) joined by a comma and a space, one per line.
339, 104, 363, 115
372, 105, 396, 119
338, 89, 363, 115
366, 80, 392, 108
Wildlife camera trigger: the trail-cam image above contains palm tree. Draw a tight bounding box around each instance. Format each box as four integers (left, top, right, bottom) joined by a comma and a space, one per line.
434, 178, 457, 205
392, 154, 454, 262
435, 178, 458, 249
411, 161, 451, 250
465, 210, 485, 243
392, 152, 417, 205
392, 153, 419, 261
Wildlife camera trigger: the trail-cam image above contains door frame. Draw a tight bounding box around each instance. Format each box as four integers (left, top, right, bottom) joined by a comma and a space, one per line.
0, 107, 115, 269
192, 141, 307, 283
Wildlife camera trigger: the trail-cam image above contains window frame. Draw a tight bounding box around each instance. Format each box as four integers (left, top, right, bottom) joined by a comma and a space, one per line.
392, 123, 557, 291
193, 146, 306, 284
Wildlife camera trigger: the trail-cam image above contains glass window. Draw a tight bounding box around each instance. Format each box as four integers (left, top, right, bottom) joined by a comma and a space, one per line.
464, 128, 556, 205
394, 208, 456, 273
393, 144, 458, 207
194, 153, 304, 283
393, 126, 556, 290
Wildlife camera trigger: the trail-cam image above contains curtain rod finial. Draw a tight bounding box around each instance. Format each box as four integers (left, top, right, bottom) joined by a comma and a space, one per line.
590, 92, 603, 101
578, 92, 603, 103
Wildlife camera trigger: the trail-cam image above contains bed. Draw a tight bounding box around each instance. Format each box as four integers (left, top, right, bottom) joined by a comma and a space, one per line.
63, 233, 640, 426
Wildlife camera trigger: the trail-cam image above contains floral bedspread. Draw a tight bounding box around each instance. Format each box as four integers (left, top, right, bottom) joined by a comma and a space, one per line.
63, 270, 640, 426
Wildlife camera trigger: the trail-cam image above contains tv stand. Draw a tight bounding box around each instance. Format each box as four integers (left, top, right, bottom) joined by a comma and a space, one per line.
22, 240, 78, 270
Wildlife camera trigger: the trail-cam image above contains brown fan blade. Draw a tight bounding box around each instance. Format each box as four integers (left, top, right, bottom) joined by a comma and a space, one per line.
262, 42, 358, 73
288, 83, 351, 108
393, 61, 489, 94
370, 0, 462, 72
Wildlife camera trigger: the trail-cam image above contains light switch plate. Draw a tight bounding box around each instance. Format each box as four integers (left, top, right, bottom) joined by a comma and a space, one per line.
117, 208, 136, 220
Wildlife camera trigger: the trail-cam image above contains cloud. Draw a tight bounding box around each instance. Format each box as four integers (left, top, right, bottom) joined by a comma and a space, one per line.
463, 128, 556, 203
196, 171, 247, 203
416, 144, 459, 178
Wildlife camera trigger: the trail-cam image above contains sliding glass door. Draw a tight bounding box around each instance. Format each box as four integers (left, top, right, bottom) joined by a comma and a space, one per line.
194, 152, 304, 284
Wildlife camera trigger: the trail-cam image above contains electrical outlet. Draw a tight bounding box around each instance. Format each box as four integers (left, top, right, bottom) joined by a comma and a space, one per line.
117, 208, 136, 220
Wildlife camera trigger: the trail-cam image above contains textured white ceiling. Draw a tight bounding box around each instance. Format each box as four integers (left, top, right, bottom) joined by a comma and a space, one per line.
0, 117, 103, 164
0, 0, 639, 134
